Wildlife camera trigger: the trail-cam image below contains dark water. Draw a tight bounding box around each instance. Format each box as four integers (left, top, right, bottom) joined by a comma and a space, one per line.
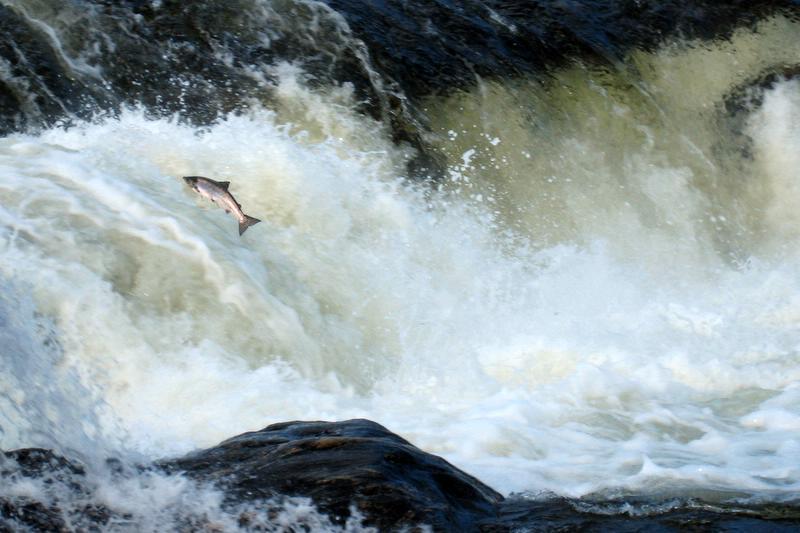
1, 0, 797, 172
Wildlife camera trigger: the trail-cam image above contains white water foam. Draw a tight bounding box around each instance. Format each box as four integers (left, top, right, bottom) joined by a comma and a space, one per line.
0, 39, 799, 505
0, 453, 374, 532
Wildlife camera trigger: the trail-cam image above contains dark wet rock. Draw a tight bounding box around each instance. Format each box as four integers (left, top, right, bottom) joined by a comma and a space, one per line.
713, 63, 800, 165
2, 421, 800, 531
321, 0, 800, 100
3, 448, 86, 479
160, 418, 504, 530
158, 419, 800, 531
490, 496, 800, 532
721, 63, 800, 140
0, 448, 112, 532
0, 499, 67, 533
725, 64, 800, 113
0, 5, 109, 136
0, 1, 270, 132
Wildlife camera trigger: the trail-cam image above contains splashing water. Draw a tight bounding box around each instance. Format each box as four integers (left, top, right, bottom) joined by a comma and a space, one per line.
0, 11, 799, 519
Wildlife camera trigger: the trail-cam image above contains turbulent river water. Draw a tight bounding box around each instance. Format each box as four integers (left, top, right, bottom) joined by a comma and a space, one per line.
1, 0, 800, 529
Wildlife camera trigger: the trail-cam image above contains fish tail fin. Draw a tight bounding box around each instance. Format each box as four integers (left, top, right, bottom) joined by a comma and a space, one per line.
239, 214, 261, 235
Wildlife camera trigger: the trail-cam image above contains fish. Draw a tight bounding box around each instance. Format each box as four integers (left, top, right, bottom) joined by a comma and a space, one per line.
183, 176, 261, 235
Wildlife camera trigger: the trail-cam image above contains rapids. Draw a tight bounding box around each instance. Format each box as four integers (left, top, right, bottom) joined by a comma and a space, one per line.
1, 0, 799, 528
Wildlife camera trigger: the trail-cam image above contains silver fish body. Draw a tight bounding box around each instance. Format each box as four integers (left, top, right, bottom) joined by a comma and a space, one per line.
183, 176, 261, 235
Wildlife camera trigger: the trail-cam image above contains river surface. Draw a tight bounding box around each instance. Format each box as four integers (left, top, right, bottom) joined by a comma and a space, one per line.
0, 0, 799, 529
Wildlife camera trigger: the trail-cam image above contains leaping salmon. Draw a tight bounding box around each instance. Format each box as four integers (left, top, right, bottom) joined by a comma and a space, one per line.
183, 176, 261, 235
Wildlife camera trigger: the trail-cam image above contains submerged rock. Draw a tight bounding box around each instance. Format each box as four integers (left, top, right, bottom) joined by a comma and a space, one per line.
491, 497, 800, 532
160, 418, 504, 531
0, 448, 113, 532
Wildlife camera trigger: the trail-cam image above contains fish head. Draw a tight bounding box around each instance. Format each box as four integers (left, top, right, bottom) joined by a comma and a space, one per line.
183, 176, 200, 187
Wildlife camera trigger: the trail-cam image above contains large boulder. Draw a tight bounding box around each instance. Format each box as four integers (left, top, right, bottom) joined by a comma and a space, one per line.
160, 418, 504, 530
3, 421, 800, 531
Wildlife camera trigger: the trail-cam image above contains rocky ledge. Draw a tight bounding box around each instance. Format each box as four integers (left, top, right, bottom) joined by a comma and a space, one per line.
2, 419, 800, 531
160, 419, 502, 530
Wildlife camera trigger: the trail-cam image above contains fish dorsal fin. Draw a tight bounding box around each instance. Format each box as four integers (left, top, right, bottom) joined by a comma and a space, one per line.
215, 180, 231, 190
